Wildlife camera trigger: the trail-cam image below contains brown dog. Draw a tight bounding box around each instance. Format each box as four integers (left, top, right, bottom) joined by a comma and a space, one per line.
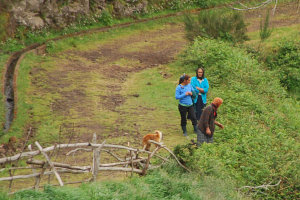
142, 130, 162, 151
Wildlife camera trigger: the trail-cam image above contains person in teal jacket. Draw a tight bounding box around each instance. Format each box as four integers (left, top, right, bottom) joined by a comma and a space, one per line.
175, 74, 198, 136
191, 67, 209, 120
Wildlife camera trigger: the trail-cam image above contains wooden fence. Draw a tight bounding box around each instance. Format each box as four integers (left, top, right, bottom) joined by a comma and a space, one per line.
0, 134, 189, 193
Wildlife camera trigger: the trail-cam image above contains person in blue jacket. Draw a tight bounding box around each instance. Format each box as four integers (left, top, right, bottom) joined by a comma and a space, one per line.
175, 74, 198, 136
191, 67, 209, 121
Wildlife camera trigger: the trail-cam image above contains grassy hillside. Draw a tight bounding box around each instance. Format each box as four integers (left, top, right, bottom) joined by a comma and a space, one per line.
0, 1, 299, 199
1, 35, 299, 200
173, 38, 299, 199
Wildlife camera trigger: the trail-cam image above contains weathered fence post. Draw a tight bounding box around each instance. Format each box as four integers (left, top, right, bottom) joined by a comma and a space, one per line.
28, 145, 39, 190
35, 141, 64, 186
8, 169, 13, 193
92, 134, 99, 182
130, 150, 134, 177
91, 133, 105, 182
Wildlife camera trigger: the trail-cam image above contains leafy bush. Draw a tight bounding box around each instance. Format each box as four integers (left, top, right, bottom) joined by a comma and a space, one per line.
184, 9, 248, 43
179, 38, 299, 199
173, 143, 197, 165
259, 10, 272, 42
97, 10, 113, 26
193, 0, 229, 8
266, 40, 300, 97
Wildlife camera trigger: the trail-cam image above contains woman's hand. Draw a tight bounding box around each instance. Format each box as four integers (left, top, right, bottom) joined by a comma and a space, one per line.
206, 127, 211, 136
185, 92, 192, 96
196, 87, 204, 93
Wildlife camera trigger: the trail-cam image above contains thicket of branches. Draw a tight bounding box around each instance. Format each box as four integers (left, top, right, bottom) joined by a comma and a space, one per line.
184, 9, 248, 43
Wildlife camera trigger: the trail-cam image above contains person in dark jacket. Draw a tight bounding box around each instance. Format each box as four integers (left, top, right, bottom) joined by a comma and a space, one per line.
196, 97, 224, 145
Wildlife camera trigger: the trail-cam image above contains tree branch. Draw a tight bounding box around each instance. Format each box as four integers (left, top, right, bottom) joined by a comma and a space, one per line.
239, 179, 281, 191
230, 0, 273, 11
148, 140, 191, 172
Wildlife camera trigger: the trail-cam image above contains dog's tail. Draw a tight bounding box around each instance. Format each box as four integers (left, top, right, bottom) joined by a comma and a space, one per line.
155, 130, 162, 143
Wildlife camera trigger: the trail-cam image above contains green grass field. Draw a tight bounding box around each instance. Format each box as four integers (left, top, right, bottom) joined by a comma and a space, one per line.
0, 1, 299, 199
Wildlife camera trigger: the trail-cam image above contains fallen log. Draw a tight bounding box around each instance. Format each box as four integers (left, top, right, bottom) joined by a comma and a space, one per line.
26, 159, 90, 171
0, 169, 87, 181
99, 158, 147, 167
0, 143, 154, 164
35, 142, 64, 186
98, 167, 143, 174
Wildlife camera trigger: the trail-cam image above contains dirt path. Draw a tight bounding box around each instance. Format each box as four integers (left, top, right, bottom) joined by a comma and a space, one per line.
28, 22, 187, 147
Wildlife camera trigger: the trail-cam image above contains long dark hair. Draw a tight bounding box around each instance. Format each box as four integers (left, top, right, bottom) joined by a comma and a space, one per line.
196, 67, 205, 80
179, 74, 190, 85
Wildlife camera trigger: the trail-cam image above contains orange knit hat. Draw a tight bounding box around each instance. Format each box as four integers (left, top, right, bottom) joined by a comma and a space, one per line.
212, 97, 223, 107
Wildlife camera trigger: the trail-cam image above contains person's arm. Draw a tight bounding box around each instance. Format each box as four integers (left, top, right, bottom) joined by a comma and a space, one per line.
175, 86, 188, 100
198, 88, 204, 93
215, 121, 224, 129
200, 78, 209, 94
202, 107, 212, 135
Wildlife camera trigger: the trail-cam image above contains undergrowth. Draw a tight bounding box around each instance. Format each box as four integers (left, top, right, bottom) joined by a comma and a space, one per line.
2, 162, 248, 200
184, 9, 248, 43
174, 38, 299, 199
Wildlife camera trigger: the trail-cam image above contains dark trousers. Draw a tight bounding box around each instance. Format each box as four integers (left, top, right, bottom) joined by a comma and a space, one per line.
194, 95, 206, 121
178, 104, 197, 126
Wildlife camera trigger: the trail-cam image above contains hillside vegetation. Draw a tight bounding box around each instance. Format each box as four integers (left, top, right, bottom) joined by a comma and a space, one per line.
174, 38, 299, 199
0, 1, 299, 199
1, 34, 299, 200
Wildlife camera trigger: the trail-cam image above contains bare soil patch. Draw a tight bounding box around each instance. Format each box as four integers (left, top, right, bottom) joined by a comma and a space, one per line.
29, 23, 186, 144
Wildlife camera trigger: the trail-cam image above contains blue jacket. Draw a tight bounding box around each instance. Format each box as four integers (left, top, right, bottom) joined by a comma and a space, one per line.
190, 77, 209, 104
175, 84, 194, 106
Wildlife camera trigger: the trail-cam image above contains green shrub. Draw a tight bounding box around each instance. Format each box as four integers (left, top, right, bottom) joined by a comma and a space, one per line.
184, 9, 248, 43
98, 10, 113, 26
179, 38, 299, 199
267, 40, 300, 97
173, 143, 197, 166
193, 0, 224, 8
259, 10, 272, 42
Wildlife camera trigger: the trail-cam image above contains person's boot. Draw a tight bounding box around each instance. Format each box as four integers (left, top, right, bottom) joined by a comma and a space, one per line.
193, 125, 198, 134
181, 126, 187, 136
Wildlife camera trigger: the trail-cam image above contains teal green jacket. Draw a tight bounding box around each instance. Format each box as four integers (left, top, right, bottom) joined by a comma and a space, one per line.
190, 77, 209, 104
